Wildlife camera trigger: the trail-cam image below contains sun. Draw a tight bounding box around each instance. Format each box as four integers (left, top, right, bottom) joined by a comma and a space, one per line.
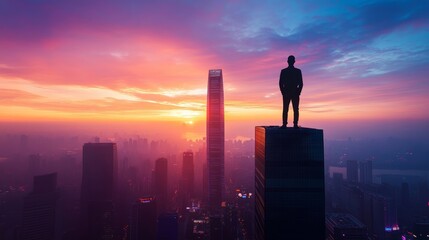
184, 120, 194, 125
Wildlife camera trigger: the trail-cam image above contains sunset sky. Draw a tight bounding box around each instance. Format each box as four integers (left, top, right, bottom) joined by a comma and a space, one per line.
1, 1, 428, 139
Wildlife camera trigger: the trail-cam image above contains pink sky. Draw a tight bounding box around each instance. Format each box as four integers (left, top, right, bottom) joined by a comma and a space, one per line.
1, 1, 428, 139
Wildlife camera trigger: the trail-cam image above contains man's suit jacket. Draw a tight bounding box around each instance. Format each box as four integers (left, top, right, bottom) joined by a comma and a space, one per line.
279, 66, 303, 96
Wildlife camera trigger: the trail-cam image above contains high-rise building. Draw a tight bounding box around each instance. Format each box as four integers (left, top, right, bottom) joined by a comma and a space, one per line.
182, 151, 195, 200
154, 158, 168, 215
157, 212, 179, 240
359, 160, 372, 184
130, 197, 157, 240
80, 143, 117, 240
206, 69, 225, 215
347, 160, 359, 183
326, 213, 368, 240
21, 173, 58, 240
255, 126, 325, 240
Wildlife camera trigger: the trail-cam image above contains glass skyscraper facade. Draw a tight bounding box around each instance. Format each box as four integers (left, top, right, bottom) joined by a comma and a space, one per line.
206, 69, 225, 215
255, 126, 325, 240
80, 143, 117, 240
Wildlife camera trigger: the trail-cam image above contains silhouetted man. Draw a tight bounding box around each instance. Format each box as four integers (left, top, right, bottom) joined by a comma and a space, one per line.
279, 55, 303, 128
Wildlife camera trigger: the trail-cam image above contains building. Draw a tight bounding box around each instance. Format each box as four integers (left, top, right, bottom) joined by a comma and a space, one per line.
206, 69, 225, 215
255, 126, 325, 240
347, 160, 358, 183
181, 151, 194, 209
157, 212, 178, 240
130, 197, 157, 240
326, 213, 368, 240
359, 160, 372, 184
21, 173, 58, 240
182, 151, 194, 198
80, 143, 118, 240
340, 184, 399, 239
154, 158, 168, 215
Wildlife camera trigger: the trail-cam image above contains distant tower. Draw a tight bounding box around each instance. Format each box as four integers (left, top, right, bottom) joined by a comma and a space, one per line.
255, 126, 325, 239
80, 143, 117, 240
21, 173, 58, 240
154, 158, 168, 215
206, 69, 225, 215
347, 160, 359, 183
359, 160, 373, 184
182, 151, 195, 200
130, 197, 157, 240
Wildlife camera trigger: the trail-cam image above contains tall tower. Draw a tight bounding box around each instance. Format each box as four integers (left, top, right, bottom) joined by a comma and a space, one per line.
130, 197, 157, 240
359, 160, 373, 184
347, 160, 359, 183
154, 157, 168, 215
21, 173, 58, 240
206, 69, 225, 214
181, 151, 194, 208
81, 143, 117, 240
255, 126, 325, 240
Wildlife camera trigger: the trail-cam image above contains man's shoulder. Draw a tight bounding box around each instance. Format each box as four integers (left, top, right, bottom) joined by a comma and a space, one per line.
283, 66, 301, 72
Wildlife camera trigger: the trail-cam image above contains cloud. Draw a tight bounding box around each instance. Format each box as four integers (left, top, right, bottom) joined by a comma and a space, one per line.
0, 0, 428, 124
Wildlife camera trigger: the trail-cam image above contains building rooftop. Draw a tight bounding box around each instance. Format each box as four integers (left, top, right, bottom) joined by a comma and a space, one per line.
326, 213, 366, 229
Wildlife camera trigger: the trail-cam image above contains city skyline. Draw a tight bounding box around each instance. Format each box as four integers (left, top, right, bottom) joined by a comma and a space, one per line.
1, 1, 428, 141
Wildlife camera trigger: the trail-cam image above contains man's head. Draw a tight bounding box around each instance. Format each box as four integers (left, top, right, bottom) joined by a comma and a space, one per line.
287, 55, 295, 66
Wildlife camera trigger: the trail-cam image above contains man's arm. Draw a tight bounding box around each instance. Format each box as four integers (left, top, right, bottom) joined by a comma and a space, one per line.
298, 69, 303, 95
279, 70, 285, 95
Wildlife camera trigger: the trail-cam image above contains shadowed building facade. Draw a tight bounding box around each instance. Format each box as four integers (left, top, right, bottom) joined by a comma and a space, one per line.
130, 197, 157, 240
21, 173, 58, 240
255, 126, 325, 240
154, 157, 168, 215
81, 143, 118, 240
207, 69, 225, 240
181, 151, 194, 209
206, 69, 225, 215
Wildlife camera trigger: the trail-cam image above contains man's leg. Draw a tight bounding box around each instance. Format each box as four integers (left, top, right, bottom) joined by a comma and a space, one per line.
292, 95, 300, 127
282, 95, 291, 126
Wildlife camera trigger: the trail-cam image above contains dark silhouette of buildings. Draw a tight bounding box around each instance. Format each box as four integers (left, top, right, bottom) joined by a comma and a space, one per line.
255, 126, 325, 240
181, 151, 194, 208
359, 160, 373, 184
206, 69, 225, 216
182, 151, 194, 197
326, 213, 368, 240
21, 172, 58, 240
347, 160, 359, 183
339, 183, 399, 239
80, 142, 118, 240
157, 212, 179, 240
154, 157, 168, 215
130, 197, 157, 240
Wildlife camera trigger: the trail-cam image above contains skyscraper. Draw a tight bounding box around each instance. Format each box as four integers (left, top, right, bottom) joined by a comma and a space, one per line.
347, 160, 359, 183
359, 160, 373, 184
326, 213, 368, 240
255, 126, 325, 240
21, 173, 58, 240
81, 143, 117, 240
182, 151, 195, 199
206, 69, 225, 214
130, 197, 157, 240
154, 157, 168, 215
157, 212, 179, 240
